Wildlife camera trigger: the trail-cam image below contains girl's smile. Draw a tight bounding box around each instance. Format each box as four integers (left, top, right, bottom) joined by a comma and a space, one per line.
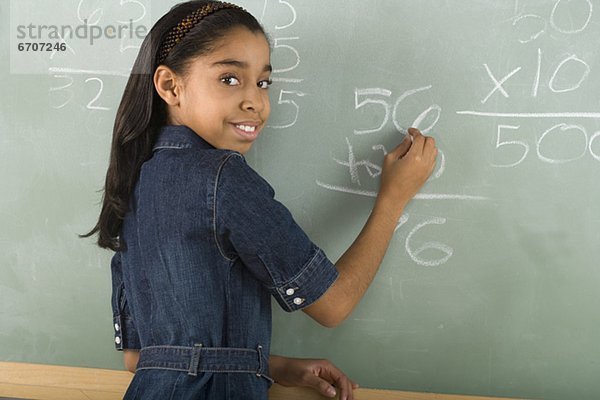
232, 121, 261, 140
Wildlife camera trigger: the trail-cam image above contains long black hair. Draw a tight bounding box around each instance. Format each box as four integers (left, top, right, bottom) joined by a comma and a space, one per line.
82, 1, 266, 251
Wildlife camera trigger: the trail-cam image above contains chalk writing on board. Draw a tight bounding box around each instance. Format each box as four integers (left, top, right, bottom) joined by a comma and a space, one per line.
115, 0, 146, 52
49, 72, 114, 111
512, 0, 593, 42
549, 0, 592, 34
458, 0, 599, 167
314, 182, 489, 202
75, 0, 146, 53
260, 0, 297, 30
262, 0, 306, 130
316, 84, 488, 267
84, 77, 109, 111
479, 51, 590, 104
77, 0, 103, 26
48, 1, 147, 111
405, 217, 453, 267
48, 67, 130, 77
512, 0, 593, 38
316, 85, 488, 202
354, 86, 440, 135
481, 65, 522, 105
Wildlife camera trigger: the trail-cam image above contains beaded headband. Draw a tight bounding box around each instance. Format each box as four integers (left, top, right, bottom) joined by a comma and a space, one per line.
157, 2, 244, 65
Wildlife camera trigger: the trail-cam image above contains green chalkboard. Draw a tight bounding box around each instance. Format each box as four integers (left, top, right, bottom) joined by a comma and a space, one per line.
2, 1, 600, 399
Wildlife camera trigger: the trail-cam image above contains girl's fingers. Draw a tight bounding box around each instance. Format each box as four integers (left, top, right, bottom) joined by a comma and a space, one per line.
408, 128, 437, 163
311, 362, 355, 400
303, 372, 338, 398
423, 136, 437, 156
388, 133, 413, 160
406, 128, 426, 156
388, 128, 428, 162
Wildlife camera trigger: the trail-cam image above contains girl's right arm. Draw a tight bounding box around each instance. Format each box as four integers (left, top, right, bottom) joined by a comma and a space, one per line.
303, 128, 438, 328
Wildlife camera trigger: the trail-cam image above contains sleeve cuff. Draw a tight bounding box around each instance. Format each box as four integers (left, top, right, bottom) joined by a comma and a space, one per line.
113, 315, 141, 351
271, 248, 339, 312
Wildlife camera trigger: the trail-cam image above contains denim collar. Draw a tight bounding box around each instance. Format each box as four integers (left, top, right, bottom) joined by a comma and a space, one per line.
153, 125, 215, 151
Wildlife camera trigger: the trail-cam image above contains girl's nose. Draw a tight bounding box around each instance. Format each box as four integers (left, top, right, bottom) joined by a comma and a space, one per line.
241, 87, 265, 113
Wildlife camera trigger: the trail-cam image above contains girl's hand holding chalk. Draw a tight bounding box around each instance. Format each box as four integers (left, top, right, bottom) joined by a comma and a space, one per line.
377, 127, 438, 217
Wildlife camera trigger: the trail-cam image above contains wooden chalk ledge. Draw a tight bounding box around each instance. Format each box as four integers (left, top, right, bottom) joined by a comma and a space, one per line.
0, 362, 525, 400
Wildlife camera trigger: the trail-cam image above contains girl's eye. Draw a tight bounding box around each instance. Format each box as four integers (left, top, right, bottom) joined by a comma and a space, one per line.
221, 75, 240, 86
258, 79, 272, 89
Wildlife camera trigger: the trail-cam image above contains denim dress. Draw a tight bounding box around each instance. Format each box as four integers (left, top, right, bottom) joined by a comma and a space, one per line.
110, 125, 339, 399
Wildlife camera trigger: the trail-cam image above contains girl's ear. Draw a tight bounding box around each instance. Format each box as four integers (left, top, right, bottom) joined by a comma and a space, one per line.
154, 66, 181, 106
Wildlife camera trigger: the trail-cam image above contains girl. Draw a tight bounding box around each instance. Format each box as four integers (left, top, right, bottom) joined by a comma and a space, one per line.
85, 1, 437, 399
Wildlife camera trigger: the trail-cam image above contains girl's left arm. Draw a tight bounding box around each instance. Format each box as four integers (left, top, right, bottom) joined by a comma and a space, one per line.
269, 355, 358, 400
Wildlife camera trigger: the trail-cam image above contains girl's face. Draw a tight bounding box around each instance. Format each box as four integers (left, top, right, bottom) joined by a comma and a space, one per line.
171, 27, 272, 154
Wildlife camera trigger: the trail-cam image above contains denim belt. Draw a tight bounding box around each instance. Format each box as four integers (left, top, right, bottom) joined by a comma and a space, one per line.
137, 344, 273, 382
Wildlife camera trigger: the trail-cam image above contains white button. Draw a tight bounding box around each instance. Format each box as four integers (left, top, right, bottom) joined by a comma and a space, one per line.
285, 288, 295, 296
115, 336, 121, 345
114, 323, 120, 332
293, 297, 304, 305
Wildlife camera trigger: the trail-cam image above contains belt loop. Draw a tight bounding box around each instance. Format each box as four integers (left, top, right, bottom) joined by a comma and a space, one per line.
188, 343, 203, 376
256, 344, 264, 377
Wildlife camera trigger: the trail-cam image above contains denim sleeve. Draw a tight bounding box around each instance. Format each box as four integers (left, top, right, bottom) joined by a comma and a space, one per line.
110, 252, 141, 350
215, 153, 339, 312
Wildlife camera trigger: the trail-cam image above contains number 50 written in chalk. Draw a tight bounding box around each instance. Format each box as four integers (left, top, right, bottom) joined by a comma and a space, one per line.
353, 86, 441, 135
